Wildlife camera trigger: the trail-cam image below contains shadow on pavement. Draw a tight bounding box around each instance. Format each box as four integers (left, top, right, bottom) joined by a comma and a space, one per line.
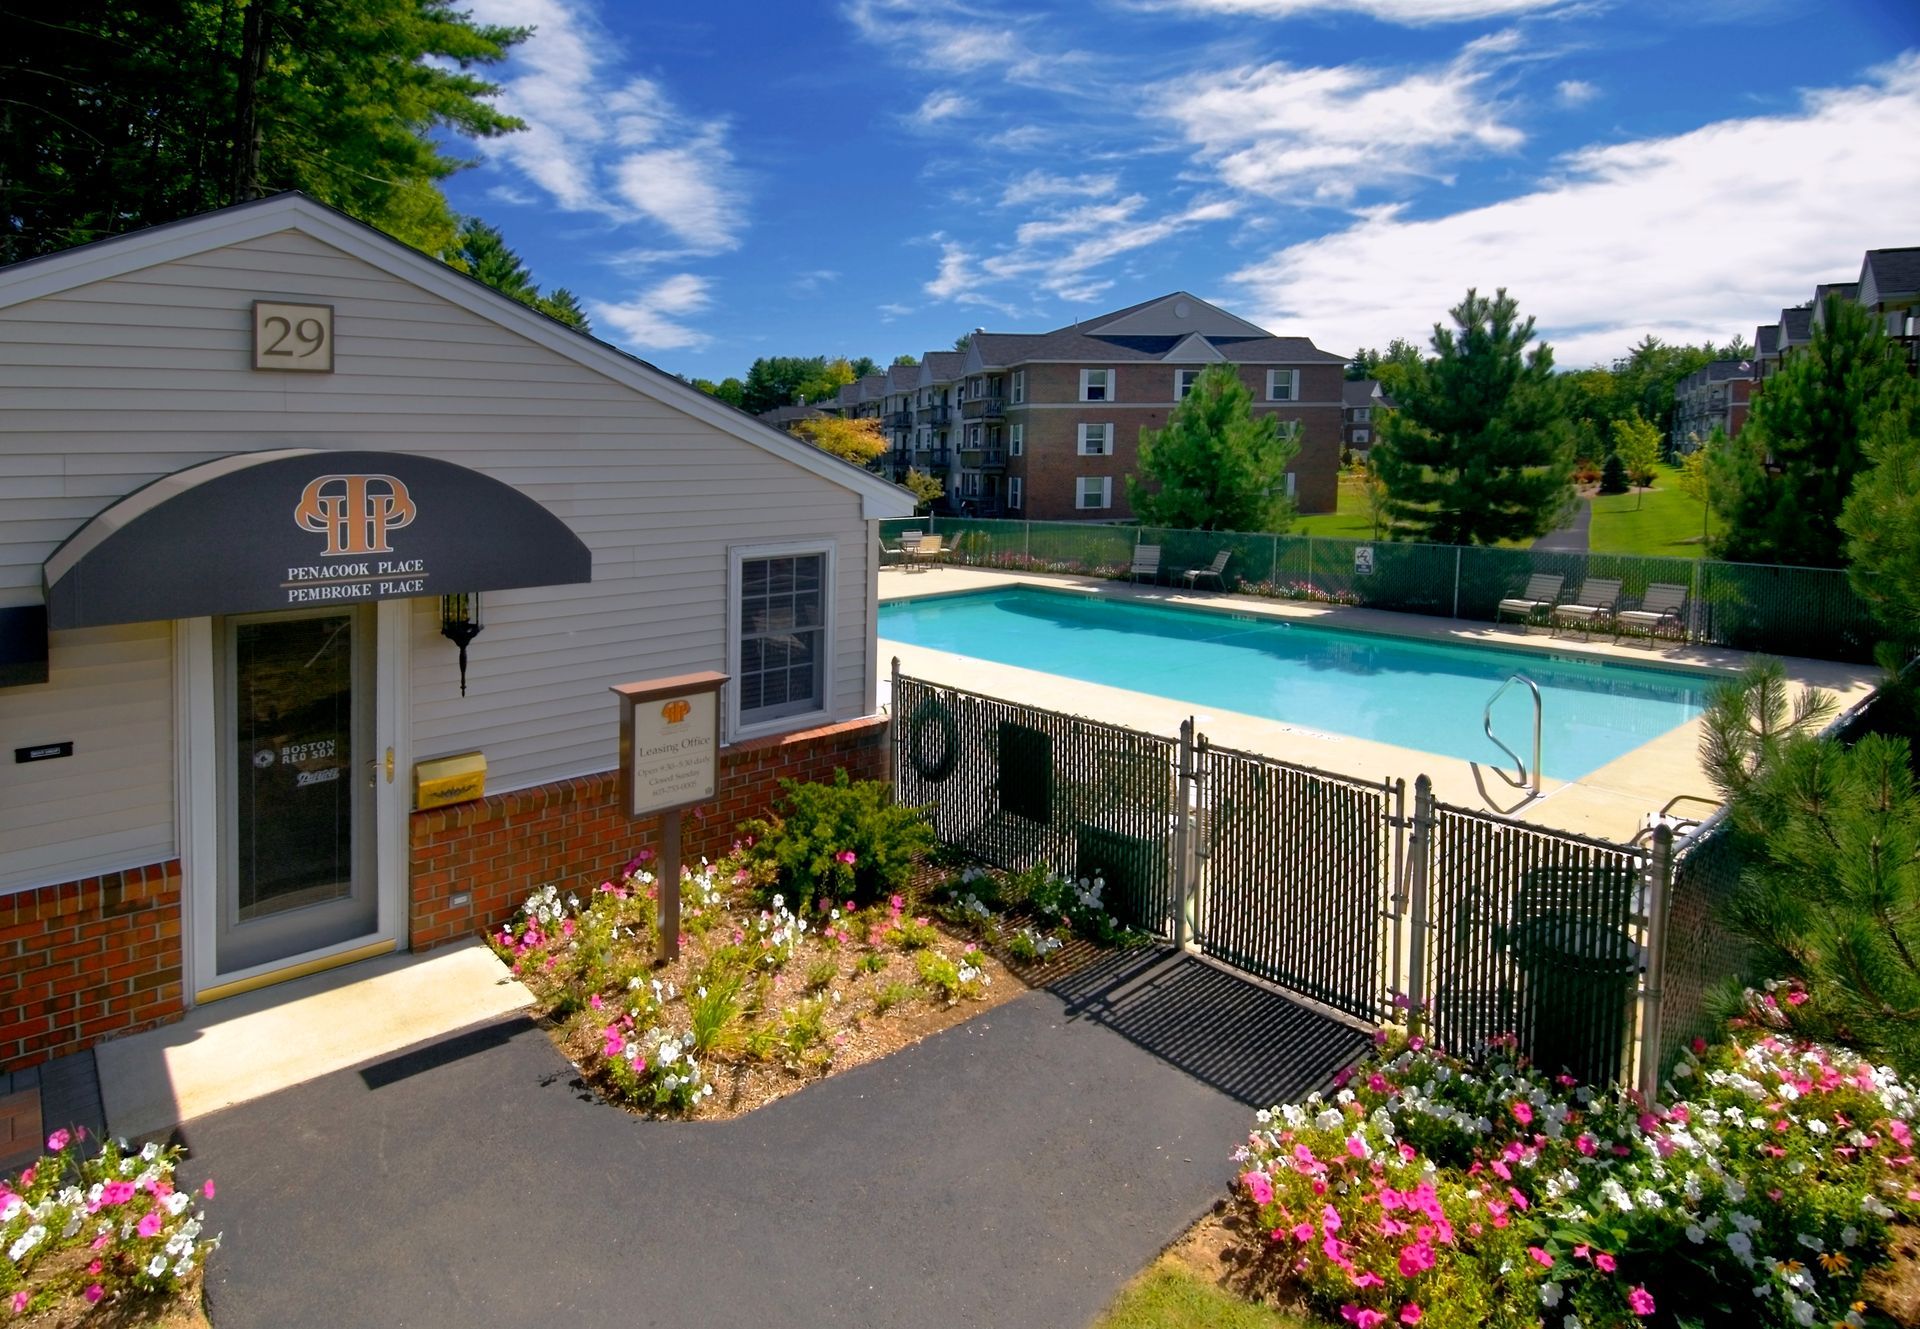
1050, 945, 1374, 1107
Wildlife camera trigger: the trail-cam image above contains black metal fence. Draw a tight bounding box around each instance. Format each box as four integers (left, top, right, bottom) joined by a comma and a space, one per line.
1419, 801, 1649, 1088
880, 516, 1878, 663
1196, 743, 1400, 1022
893, 673, 1178, 934
1656, 814, 1747, 1075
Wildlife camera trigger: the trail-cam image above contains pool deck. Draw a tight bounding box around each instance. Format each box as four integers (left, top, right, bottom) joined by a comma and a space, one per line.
878, 566, 1877, 843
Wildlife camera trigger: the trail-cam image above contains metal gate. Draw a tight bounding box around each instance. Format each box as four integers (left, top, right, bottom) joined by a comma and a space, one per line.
1193, 740, 1401, 1022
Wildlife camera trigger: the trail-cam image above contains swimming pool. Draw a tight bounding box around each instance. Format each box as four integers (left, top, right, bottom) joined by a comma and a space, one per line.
878, 588, 1721, 781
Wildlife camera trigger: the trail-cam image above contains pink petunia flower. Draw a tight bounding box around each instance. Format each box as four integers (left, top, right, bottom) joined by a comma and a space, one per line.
1340, 1306, 1386, 1329
137, 1210, 164, 1239
203, 1178, 216, 1199
1242, 1171, 1275, 1206
1511, 1101, 1533, 1127
1400, 1306, 1423, 1326
836, 850, 857, 865
1594, 1252, 1616, 1273
45, 1128, 70, 1153
1527, 1246, 1553, 1268
1627, 1286, 1655, 1316
84, 1286, 104, 1304
11, 1290, 29, 1314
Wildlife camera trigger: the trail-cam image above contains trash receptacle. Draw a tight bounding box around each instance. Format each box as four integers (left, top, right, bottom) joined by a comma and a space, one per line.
1508, 915, 1642, 1088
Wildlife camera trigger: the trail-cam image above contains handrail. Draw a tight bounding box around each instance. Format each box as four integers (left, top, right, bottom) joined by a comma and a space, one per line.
1483, 674, 1542, 795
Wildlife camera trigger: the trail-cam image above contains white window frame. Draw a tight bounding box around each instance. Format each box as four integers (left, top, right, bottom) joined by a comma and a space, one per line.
1077, 422, 1112, 456
1076, 476, 1112, 510
1277, 419, 1303, 442
726, 540, 837, 742
1007, 476, 1023, 509
1080, 368, 1112, 402
1009, 423, 1024, 456
1353, 428, 1370, 444
1011, 370, 1026, 404
1353, 406, 1370, 422
1285, 473, 1297, 499
1266, 369, 1296, 402
1176, 368, 1203, 400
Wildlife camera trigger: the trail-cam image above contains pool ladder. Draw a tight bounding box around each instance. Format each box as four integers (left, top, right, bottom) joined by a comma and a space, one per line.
1483, 674, 1542, 796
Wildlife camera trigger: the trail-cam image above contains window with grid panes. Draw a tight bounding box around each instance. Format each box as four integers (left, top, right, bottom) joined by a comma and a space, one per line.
738, 553, 825, 725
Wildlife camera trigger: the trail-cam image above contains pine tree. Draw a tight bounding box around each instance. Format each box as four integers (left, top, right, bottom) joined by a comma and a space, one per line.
1841, 383, 1920, 650
1374, 289, 1573, 545
445, 220, 589, 331
1126, 364, 1298, 532
1598, 453, 1629, 496
1710, 293, 1917, 567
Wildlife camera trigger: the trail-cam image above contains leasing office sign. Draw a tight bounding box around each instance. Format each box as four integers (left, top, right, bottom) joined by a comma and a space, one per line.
43, 449, 592, 630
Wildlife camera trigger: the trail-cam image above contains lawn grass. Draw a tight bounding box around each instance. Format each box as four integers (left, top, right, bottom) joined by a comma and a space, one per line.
1586, 462, 1715, 559
1291, 472, 1383, 539
1093, 1262, 1317, 1329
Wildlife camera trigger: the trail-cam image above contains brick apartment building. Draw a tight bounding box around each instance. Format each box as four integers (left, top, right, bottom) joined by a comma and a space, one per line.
835, 293, 1347, 521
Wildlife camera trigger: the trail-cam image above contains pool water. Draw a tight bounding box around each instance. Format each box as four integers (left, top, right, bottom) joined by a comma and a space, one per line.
878, 588, 1720, 781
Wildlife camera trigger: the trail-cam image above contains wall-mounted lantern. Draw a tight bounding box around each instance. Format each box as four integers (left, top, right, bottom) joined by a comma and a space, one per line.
439, 592, 484, 696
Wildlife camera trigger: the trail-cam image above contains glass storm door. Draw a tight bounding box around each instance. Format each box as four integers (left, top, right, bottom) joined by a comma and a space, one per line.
217, 609, 378, 974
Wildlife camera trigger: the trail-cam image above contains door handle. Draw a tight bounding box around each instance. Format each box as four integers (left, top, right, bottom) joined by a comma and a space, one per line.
368, 747, 395, 787
384, 747, 395, 784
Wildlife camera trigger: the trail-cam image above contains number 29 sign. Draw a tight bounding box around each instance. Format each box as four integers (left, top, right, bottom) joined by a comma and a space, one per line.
252, 301, 334, 373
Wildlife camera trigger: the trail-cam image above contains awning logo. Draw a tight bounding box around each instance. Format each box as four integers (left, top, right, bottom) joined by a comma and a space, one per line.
295, 474, 417, 556
661, 699, 691, 725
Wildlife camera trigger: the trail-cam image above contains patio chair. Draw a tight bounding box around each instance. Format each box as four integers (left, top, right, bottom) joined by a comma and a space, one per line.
882, 529, 923, 567
1129, 544, 1162, 585
1613, 583, 1689, 643
1182, 550, 1231, 591
904, 533, 944, 571
1495, 573, 1563, 630
1550, 577, 1623, 638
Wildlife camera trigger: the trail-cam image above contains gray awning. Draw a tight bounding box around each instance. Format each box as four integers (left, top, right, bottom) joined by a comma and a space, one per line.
44, 449, 592, 629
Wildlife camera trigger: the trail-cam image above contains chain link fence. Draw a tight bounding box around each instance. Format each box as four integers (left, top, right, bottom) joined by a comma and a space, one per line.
880, 517, 1879, 662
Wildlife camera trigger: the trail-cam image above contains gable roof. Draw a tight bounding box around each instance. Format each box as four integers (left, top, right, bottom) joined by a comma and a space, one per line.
886, 363, 920, 391
1755, 324, 1780, 356
1779, 305, 1814, 343
1073, 291, 1271, 339
0, 192, 912, 517
916, 351, 964, 386
1861, 247, 1920, 304
1343, 379, 1383, 408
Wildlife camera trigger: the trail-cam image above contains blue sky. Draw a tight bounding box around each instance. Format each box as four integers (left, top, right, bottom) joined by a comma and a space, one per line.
442, 0, 1920, 382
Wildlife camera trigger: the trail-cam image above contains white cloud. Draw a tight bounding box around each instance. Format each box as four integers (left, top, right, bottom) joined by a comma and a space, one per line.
909, 90, 973, 126
1556, 78, 1599, 106
790, 269, 842, 296
924, 241, 979, 300
1158, 32, 1525, 203
588, 273, 713, 351
1000, 170, 1120, 206
462, 0, 746, 252
843, 0, 1081, 85
1229, 54, 1920, 369
1147, 0, 1564, 20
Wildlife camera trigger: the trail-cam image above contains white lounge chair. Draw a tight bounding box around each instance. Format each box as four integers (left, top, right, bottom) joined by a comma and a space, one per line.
1614, 583, 1689, 643
1129, 544, 1162, 584
905, 534, 944, 571
1183, 550, 1231, 590
1551, 578, 1622, 637
1496, 573, 1563, 630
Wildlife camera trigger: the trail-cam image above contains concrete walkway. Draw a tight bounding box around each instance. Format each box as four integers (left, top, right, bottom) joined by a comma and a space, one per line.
171, 951, 1368, 1329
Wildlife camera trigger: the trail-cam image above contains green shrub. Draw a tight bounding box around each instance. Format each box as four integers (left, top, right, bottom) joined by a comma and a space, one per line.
872, 981, 917, 1014
738, 769, 936, 913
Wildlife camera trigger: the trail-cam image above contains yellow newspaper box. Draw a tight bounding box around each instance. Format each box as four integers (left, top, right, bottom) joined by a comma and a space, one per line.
415, 751, 487, 810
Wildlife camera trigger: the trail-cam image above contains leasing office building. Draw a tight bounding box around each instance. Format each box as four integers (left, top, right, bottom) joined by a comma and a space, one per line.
0, 194, 912, 1068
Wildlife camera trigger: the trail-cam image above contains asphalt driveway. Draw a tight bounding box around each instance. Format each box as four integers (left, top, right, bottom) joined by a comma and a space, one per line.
173, 950, 1369, 1329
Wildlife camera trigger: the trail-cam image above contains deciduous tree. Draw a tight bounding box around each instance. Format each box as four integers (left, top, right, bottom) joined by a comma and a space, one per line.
791, 416, 887, 469
1374, 289, 1573, 545
1611, 414, 1663, 503
1126, 364, 1298, 532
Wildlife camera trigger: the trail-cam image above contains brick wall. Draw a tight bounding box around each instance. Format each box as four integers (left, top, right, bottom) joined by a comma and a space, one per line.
0, 863, 183, 1069
409, 715, 891, 949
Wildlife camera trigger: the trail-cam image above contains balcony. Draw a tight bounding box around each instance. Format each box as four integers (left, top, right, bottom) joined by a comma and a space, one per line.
960, 396, 1005, 420
916, 448, 951, 469
978, 451, 1007, 470
888, 410, 914, 431
917, 404, 952, 426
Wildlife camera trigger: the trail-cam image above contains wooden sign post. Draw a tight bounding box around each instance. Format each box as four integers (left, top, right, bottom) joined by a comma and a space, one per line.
612, 671, 727, 964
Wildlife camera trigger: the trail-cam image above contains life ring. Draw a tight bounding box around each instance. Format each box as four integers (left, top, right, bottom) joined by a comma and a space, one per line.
908, 697, 960, 783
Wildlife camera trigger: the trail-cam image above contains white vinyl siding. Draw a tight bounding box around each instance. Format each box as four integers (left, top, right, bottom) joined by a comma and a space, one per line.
1077, 422, 1112, 456
0, 229, 879, 889
1076, 476, 1112, 510
1266, 369, 1296, 401
0, 622, 174, 893
1079, 368, 1111, 402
